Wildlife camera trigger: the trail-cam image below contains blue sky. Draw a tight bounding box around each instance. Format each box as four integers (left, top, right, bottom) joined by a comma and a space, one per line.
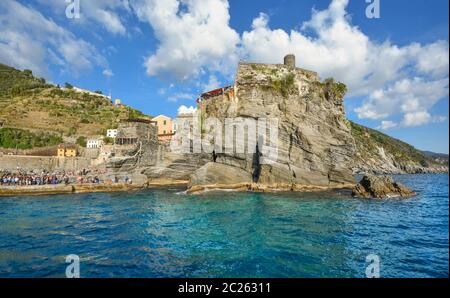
0, 0, 448, 153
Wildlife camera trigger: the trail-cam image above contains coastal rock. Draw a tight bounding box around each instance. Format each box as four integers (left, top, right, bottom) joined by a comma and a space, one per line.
142, 144, 211, 184
188, 58, 356, 190
188, 162, 253, 188
352, 175, 416, 199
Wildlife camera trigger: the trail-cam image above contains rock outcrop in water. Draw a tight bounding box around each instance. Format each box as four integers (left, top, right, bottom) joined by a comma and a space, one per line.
352, 175, 416, 199
187, 55, 356, 191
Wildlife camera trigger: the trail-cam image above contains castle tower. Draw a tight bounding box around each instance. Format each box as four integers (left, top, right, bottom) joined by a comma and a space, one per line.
284, 54, 296, 69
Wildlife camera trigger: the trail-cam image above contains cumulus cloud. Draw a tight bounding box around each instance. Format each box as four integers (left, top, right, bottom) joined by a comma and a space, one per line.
0, 0, 107, 77
177, 105, 197, 115
131, 0, 240, 80
401, 112, 447, 128
354, 78, 449, 122
37, 0, 130, 35
239, 0, 449, 128
132, 0, 448, 127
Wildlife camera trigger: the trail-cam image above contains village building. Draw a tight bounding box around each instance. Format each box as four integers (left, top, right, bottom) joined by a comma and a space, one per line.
87, 139, 103, 149
114, 99, 122, 106
106, 129, 118, 138
152, 115, 175, 142
57, 144, 77, 157
115, 118, 157, 145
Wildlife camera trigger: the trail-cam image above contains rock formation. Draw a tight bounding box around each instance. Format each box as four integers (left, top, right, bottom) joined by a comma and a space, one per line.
352, 175, 416, 199
187, 55, 357, 191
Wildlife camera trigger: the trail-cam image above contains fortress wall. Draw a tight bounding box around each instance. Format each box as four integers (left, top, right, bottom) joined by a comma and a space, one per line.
0, 156, 91, 172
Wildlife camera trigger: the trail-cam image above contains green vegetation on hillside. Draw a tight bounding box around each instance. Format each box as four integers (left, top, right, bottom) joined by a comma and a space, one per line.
0, 64, 51, 98
0, 63, 151, 148
0, 128, 62, 150
269, 73, 296, 98
76, 136, 87, 148
350, 121, 430, 166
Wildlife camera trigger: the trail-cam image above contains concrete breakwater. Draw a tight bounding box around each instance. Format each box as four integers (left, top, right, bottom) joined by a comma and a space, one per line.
0, 183, 146, 197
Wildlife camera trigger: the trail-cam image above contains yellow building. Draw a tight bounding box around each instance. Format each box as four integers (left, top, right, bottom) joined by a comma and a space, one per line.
57, 144, 77, 157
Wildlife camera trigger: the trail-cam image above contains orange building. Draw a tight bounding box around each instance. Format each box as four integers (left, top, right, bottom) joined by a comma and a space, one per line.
152, 115, 175, 141
57, 144, 77, 157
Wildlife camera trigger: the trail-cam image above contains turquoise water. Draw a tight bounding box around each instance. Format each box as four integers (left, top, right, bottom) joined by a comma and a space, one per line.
0, 174, 448, 278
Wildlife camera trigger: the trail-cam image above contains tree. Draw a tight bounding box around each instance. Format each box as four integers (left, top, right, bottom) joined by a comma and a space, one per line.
76, 136, 87, 147
103, 137, 113, 145
65, 82, 73, 89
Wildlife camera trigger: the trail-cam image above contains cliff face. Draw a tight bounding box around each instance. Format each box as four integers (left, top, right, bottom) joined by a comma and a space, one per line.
189, 62, 357, 190
350, 122, 448, 174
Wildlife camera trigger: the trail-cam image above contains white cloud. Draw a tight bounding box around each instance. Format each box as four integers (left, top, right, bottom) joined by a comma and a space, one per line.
401, 111, 432, 127
237, 0, 448, 128
168, 92, 195, 102
177, 105, 197, 115
2, 0, 447, 130
37, 0, 130, 35
103, 69, 114, 77
131, 0, 240, 80
0, 0, 107, 77
201, 75, 221, 92
377, 121, 398, 130
401, 112, 447, 128
354, 78, 449, 121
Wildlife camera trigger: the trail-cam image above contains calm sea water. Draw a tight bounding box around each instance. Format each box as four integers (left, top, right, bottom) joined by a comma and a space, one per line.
0, 174, 447, 278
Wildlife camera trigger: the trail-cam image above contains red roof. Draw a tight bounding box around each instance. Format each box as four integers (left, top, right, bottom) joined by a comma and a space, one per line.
199, 86, 232, 102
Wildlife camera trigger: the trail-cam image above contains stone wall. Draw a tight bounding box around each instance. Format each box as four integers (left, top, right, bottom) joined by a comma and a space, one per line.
0, 155, 91, 172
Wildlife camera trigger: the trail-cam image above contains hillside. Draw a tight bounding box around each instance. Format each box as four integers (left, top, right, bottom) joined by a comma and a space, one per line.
0, 63, 150, 148
350, 121, 448, 174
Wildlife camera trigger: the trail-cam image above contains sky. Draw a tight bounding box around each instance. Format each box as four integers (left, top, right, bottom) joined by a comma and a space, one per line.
0, 0, 448, 153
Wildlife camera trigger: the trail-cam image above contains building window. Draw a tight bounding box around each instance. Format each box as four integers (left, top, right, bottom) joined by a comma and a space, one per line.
163, 120, 167, 125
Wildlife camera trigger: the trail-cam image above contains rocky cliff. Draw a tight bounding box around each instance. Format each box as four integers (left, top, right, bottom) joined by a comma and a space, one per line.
350, 121, 448, 174
188, 60, 357, 190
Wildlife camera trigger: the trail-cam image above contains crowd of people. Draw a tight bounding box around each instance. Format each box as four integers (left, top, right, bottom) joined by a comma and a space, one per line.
0, 169, 105, 187
0, 170, 69, 186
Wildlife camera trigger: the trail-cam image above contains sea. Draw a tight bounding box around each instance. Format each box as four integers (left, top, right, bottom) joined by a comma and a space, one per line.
0, 174, 448, 278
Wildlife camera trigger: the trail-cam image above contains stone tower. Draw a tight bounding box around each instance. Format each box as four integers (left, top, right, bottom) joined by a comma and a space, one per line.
284, 54, 296, 69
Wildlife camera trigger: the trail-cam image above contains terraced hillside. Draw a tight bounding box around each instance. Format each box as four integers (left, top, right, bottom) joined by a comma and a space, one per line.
0, 63, 150, 147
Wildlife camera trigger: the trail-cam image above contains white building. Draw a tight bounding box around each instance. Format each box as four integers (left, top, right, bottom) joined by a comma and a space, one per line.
106, 129, 118, 138
87, 139, 103, 149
